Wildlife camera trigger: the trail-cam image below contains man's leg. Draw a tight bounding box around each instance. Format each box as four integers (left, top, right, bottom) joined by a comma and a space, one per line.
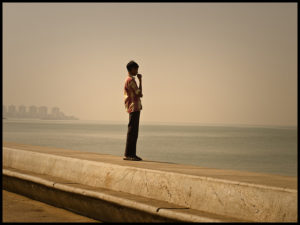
125, 111, 140, 157
133, 111, 140, 154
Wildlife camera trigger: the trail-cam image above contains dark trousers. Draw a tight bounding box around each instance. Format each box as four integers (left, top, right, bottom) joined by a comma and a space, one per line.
125, 110, 140, 157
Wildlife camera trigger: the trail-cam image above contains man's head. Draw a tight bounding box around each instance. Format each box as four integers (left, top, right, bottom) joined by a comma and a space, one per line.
127, 60, 139, 76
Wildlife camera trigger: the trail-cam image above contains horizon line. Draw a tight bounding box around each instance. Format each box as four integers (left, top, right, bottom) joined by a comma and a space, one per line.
76, 119, 297, 128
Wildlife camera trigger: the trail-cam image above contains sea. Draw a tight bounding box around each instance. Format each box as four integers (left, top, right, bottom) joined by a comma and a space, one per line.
2, 118, 297, 177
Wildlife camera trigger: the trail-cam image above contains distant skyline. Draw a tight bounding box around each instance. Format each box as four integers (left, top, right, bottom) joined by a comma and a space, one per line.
3, 3, 297, 126
3, 104, 79, 120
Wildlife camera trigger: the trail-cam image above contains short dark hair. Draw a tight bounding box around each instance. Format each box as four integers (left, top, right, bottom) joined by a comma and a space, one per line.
126, 60, 139, 72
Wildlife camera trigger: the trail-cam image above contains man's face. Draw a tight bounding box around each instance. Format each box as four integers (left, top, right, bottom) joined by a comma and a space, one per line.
130, 67, 139, 76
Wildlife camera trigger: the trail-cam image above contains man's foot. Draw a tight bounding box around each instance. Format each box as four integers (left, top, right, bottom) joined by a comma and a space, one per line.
123, 155, 142, 161
123, 156, 140, 161
134, 155, 143, 161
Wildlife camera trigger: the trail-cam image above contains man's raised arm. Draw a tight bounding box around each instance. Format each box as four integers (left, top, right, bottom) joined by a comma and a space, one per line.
137, 74, 143, 98
130, 77, 143, 98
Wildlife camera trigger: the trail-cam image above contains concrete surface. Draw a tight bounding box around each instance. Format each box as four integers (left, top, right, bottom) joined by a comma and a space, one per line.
3, 142, 298, 222
3, 142, 296, 189
2, 189, 99, 222
3, 168, 241, 222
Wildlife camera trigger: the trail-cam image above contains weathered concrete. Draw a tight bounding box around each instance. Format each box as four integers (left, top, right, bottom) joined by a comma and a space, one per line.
2, 190, 99, 222
3, 142, 298, 222
3, 168, 241, 222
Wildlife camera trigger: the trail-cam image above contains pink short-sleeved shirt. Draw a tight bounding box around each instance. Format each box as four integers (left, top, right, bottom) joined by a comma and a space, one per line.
124, 75, 142, 113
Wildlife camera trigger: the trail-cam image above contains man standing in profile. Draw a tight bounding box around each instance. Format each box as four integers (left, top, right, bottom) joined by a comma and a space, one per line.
123, 60, 143, 161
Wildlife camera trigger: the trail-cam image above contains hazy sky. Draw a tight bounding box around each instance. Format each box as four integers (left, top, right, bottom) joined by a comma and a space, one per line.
3, 3, 297, 126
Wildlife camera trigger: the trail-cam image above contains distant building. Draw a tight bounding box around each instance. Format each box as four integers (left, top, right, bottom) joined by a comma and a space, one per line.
38, 106, 48, 118
29, 105, 38, 118
8, 105, 16, 113
58, 111, 65, 119
18, 105, 27, 117
51, 107, 60, 118
3, 104, 78, 120
8, 105, 17, 117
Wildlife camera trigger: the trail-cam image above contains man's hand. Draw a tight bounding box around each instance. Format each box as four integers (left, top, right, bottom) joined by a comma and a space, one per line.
137, 74, 142, 80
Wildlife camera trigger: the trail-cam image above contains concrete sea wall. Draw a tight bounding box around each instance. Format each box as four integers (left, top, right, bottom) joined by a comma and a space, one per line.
2, 142, 297, 222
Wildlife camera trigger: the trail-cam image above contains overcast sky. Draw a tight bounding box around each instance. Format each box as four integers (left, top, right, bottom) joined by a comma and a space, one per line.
3, 3, 297, 126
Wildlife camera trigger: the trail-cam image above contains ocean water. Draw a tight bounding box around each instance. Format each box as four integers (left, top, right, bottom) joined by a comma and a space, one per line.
2, 118, 297, 176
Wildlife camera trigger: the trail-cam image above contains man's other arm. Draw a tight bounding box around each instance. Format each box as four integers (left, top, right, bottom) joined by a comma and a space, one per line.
138, 76, 143, 98
137, 74, 143, 98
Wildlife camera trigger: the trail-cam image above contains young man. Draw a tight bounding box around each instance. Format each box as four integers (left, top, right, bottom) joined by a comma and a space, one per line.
123, 60, 143, 161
